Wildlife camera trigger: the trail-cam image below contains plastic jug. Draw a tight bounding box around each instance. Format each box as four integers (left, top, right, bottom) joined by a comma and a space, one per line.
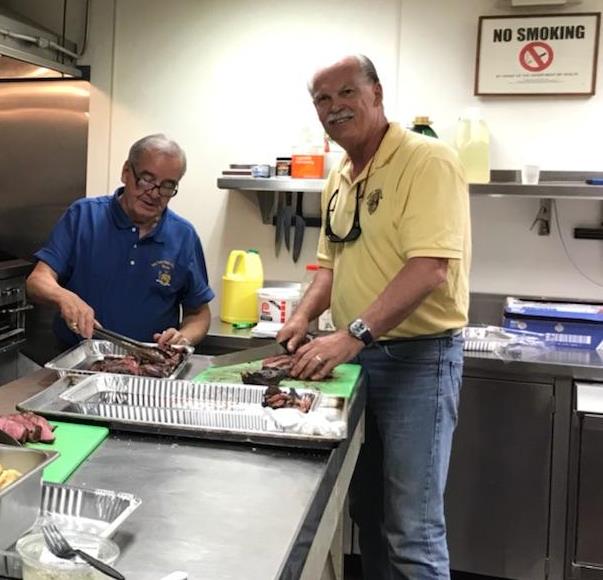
220, 249, 264, 324
455, 107, 490, 184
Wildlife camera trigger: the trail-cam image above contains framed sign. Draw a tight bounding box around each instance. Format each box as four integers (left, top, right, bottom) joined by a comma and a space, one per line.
475, 12, 600, 96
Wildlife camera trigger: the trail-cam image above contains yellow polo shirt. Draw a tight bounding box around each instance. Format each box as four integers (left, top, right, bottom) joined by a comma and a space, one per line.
317, 123, 471, 339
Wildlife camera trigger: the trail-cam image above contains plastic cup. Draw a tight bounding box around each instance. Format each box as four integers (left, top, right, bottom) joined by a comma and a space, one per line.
16, 530, 120, 579
521, 165, 540, 185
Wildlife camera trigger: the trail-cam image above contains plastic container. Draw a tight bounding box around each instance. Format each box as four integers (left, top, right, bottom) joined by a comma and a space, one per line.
220, 249, 264, 324
455, 107, 490, 184
411, 116, 438, 138
16, 530, 119, 579
257, 287, 301, 324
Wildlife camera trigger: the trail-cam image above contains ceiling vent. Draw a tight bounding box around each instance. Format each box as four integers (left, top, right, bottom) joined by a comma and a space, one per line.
0, 8, 83, 80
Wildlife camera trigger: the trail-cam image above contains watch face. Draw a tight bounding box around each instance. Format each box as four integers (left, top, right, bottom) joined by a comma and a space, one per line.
350, 319, 366, 336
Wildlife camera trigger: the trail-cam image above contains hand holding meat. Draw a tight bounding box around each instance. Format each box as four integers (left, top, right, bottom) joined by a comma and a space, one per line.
290, 330, 363, 380
276, 313, 310, 354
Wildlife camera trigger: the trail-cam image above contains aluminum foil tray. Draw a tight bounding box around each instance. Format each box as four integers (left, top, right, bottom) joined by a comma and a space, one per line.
19, 373, 348, 449
45, 339, 194, 380
0, 482, 141, 578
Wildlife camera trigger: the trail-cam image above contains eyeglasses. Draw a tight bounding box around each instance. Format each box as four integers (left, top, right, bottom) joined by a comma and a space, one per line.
129, 163, 179, 198
325, 182, 362, 243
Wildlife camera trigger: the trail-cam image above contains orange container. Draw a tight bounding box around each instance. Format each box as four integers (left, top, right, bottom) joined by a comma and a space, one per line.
291, 154, 324, 179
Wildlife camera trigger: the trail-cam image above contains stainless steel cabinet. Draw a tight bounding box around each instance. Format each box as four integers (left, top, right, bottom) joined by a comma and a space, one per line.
445, 376, 555, 579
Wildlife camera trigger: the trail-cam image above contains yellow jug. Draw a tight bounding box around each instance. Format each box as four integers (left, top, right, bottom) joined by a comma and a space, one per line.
220, 249, 264, 324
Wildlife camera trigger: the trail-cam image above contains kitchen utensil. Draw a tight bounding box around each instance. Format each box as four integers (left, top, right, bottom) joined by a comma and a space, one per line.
93, 327, 166, 363
41, 523, 124, 579
292, 192, 306, 263
274, 192, 286, 256
283, 192, 293, 251
26, 421, 109, 483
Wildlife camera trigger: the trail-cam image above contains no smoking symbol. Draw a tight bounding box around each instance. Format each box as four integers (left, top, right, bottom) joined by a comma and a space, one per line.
519, 41, 554, 72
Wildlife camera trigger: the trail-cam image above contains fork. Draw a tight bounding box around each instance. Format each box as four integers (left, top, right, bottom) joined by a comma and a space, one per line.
42, 523, 125, 580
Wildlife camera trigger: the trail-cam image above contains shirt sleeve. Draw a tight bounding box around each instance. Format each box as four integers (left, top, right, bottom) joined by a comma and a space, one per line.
180, 232, 215, 309
34, 202, 80, 280
395, 153, 468, 261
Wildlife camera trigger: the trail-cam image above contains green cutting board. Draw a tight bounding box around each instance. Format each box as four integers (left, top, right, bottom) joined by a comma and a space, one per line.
26, 421, 109, 484
194, 361, 361, 398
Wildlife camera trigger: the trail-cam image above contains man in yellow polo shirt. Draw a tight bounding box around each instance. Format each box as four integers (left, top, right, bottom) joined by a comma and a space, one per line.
278, 54, 470, 579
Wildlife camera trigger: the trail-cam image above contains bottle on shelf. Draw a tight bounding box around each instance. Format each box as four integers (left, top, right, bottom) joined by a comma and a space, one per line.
220, 249, 264, 324
455, 107, 490, 184
411, 116, 438, 138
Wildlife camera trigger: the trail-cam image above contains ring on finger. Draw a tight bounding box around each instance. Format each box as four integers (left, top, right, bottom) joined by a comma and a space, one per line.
314, 354, 323, 364
70, 321, 78, 330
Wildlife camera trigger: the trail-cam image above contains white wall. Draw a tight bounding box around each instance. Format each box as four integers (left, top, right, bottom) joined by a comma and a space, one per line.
398, 0, 603, 300
82, 0, 603, 311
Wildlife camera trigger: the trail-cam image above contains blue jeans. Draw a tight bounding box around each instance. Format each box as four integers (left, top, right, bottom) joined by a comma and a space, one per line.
349, 333, 464, 580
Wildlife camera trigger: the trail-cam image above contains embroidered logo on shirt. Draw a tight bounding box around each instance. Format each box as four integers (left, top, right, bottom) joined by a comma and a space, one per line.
152, 260, 174, 287
366, 189, 383, 214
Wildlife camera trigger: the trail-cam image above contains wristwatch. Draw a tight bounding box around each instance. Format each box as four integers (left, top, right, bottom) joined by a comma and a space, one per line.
348, 318, 374, 346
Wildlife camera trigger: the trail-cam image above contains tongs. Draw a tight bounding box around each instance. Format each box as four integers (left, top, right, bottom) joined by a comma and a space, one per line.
93, 327, 166, 364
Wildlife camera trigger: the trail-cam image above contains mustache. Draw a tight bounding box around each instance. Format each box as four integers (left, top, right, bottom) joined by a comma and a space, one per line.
327, 110, 354, 123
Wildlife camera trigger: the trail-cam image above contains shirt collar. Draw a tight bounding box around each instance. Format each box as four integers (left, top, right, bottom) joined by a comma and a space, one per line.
110, 187, 168, 242
339, 122, 407, 186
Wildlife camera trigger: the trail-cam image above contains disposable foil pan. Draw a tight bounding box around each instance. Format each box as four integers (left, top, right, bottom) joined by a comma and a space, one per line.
45, 339, 194, 380
46, 373, 346, 447
0, 446, 58, 551
0, 482, 141, 578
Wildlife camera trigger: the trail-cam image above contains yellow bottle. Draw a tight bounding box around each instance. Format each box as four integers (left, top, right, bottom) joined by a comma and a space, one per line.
455, 107, 490, 184
220, 249, 264, 324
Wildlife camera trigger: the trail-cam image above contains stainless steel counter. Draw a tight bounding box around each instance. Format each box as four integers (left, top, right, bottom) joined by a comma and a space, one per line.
0, 354, 365, 580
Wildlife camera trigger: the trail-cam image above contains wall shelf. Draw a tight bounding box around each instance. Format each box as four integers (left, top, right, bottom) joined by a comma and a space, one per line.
216, 170, 603, 225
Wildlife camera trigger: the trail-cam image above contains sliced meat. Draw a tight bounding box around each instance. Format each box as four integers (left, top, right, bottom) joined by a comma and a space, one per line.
0, 418, 28, 443
5, 414, 42, 442
242, 367, 289, 386
19, 412, 55, 443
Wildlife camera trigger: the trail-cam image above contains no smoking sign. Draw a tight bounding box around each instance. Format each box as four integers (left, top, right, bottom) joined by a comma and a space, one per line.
519, 41, 554, 72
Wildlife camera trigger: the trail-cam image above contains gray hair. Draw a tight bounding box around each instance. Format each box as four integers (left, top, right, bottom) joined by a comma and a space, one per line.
128, 134, 187, 175
356, 54, 380, 84
307, 54, 381, 93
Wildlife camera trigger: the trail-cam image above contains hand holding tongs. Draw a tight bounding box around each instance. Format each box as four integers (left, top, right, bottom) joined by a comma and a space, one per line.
93, 327, 167, 363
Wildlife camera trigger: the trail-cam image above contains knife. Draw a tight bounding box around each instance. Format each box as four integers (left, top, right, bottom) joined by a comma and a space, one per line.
283, 192, 293, 252
208, 342, 285, 368
274, 192, 285, 256
292, 192, 306, 263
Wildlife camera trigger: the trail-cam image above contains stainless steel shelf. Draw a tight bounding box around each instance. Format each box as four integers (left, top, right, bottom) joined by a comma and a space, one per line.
217, 176, 325, 193
217, 170, 603, 225
469, 182, 603, 199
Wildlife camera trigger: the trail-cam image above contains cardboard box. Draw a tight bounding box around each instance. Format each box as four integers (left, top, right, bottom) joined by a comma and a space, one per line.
503, 297, 603, 350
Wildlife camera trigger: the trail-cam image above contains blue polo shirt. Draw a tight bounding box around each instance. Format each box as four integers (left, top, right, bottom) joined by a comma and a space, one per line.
35, 189, 214, 346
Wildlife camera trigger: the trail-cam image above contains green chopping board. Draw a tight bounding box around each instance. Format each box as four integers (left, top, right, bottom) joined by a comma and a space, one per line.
194, 361, 361, 398
26, 421, 109, 484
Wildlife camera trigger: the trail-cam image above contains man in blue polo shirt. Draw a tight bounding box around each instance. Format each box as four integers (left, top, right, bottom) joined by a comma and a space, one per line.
26, 134, 214, 352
